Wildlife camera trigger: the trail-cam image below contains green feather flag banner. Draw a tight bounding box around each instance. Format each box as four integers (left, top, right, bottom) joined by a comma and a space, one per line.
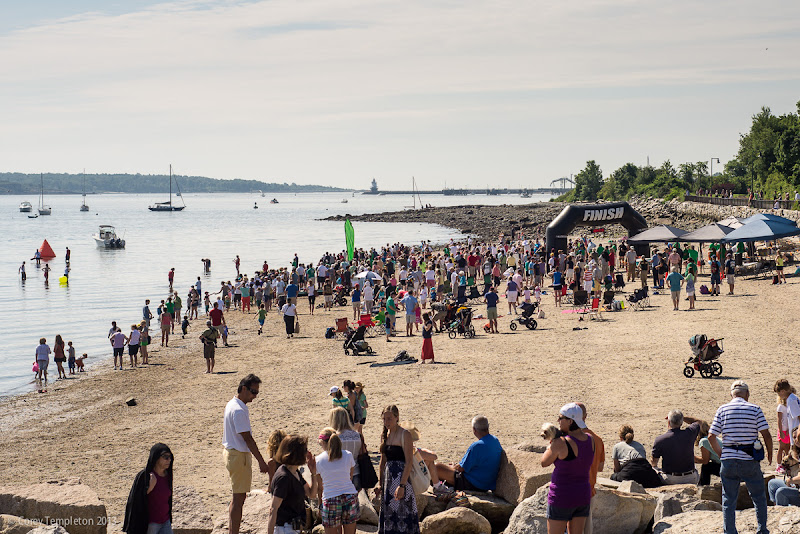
345, 219, 355, 261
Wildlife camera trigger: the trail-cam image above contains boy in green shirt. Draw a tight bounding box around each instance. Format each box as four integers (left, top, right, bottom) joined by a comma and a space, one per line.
257, 304, 267, 335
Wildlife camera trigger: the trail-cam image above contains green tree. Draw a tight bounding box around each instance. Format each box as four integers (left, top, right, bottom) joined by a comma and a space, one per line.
573, 160, 604, 201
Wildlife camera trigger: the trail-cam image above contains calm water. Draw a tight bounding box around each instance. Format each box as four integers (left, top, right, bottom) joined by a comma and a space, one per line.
0, 191, 549, 397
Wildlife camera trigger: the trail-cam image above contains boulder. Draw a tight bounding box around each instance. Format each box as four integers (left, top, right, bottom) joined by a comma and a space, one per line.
494, 443, 553, 505
415, 492, 429, 518
503, 484, 549, 534
421, 495, 447, 518
653, 506, 800, 533
0, 480, 107, 534
683, 500, 722, 512
591, 486, 657, 534
617, 480, 646, 494
357, 490, 378, 525
653, 495, 683, 523
172, 486, 213, 534
446, 492, 515, 533
210, 490, 272, 534
420, 507, 491, 534
650, 477, 774, 511
0, 515, 62, 534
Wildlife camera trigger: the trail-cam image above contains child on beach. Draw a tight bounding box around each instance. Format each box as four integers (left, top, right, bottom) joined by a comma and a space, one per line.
774, 379, 800, 469
204, 292, 211, 315
67, 341, 76, 375
522, 285, 532, 305
415, 304, 422, 332
181, 315, 190, 338
76, 353, 87, 372
534, 286, 542, 304
257, 304, 267, 335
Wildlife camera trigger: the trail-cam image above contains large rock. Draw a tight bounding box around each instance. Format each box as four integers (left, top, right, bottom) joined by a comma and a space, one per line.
504, 485, 549, 534
494, 443, 553, 505
447, 492, 515, 533
357, 490, 378, 525
649, 477, 774, 511
654, 495, 683, 523
420, 507, 491, 534
590, 486, 657, 534
210, 490, 272, 534
653, 507, 800, 533
172, 486, 213, 534
0, 480, 107, 534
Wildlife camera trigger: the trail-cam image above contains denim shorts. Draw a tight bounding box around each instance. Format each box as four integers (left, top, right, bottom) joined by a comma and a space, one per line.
546, 503, 590, 521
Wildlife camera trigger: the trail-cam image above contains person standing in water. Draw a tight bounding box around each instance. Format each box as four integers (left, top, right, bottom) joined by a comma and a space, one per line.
43, 264, 51, 283
19, 261, 26, 281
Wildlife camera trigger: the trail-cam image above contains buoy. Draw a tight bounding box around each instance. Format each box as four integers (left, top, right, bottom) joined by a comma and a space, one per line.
59, 276, 69, 284
39, 239, 56, 259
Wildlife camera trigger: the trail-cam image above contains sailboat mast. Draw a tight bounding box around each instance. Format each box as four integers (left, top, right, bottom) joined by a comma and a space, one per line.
169, 164, 173, 207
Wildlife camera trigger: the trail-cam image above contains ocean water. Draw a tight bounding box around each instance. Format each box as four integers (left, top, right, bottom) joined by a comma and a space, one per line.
0, 191, 549, 397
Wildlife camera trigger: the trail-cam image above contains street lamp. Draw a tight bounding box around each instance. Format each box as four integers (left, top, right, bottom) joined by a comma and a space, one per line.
710, 157, 719, 179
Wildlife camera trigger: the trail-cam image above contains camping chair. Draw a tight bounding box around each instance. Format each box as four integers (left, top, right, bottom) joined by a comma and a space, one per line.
587, 297, 604, 321
572, 289, 589, 311
603, 290, 615, 307
334, 317, 350, 339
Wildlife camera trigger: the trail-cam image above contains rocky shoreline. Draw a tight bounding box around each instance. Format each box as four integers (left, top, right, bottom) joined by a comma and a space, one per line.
324, 195, 800, 241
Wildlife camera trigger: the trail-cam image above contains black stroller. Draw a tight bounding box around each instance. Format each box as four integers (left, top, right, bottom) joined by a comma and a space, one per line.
447, 306, 476, 339
509, 301, 539, 331
684, 334, 724, 378
344, 325, 375, 355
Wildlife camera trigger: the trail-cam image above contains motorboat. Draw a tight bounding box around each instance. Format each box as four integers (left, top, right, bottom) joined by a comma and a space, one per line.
19, 201, 33, 212
270, 198, 279, 204
341, 199, 348, 203
38, 174, 51, 215
149, 165, 186, 211
93, 225, 126, 248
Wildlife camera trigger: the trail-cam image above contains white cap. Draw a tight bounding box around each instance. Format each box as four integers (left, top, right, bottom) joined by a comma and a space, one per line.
329, 386, 339, 395
559, 402, 587, 429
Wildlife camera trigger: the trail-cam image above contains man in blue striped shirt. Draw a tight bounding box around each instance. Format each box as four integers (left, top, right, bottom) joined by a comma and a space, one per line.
708, 380, 773, 534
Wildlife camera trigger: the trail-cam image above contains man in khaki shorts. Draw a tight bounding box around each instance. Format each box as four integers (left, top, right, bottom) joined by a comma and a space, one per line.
223, 374, 268, 534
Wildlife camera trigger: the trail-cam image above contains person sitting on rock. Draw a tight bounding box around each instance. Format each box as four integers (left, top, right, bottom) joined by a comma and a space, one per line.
651, 410, 702, 485
431, 415, 503, 493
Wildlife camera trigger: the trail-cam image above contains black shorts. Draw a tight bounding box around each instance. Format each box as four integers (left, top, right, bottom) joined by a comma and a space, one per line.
309, 295, 316, 305
454, 471, 482, 491
128, 345, 139, 356
234, 294, 242, 303
113, 347, 124, 357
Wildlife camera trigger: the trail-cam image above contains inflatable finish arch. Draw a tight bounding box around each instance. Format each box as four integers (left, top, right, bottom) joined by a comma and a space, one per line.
545, 202, 650, 256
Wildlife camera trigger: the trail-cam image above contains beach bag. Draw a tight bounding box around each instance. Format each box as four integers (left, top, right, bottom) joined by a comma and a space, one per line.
699, 285, 710, 295
32, 361, 39, 373
325, 327, 335, 339
773, 275, 779, 285
294, 318, 300, 334
409, 449, 432, 494
538, 309, 545, 319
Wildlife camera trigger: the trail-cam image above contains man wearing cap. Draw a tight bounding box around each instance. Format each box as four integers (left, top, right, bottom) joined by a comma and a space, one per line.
432, 416, 503, 493
651, 410, 702, 485
200, 320, 219, 374
708, 380, 772, 534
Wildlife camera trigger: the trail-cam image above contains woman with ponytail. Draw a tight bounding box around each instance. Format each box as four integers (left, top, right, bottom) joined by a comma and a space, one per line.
316, 427, 360, 534
378, 405, 419, 534
611, 424, 647, 473
609, 424, 663, 488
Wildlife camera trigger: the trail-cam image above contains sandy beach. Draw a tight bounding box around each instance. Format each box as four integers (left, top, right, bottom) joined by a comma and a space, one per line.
2, 239, 798, 529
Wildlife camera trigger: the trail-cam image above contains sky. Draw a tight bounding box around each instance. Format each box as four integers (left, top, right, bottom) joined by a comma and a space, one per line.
1, 0, 799, 189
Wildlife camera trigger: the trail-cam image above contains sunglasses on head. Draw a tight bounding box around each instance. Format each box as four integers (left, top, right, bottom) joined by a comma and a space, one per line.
248, 387, 259, 395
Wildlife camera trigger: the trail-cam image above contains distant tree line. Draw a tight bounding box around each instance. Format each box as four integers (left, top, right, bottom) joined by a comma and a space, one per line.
0, 172, 349, 194
557, 100, 800, 203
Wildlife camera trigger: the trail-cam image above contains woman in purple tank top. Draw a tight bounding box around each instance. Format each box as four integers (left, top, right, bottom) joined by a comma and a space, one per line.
540, 403, 594, 533
123, 443, 174, 534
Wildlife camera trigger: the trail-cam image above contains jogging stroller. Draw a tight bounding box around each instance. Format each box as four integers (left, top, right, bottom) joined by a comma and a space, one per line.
509, 301, 539, 331
447, 306, 476, 339
334, 285, 349, 307
344, 325, 375, 355
684, 334, 724, 378
626, 287, 649, 310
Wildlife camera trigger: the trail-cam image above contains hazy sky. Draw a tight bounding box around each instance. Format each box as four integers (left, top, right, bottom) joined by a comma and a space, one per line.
1, 1, 799, 189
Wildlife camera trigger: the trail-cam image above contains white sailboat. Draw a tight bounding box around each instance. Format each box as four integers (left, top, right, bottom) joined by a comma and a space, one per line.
149, 165, 186, 211
38, 174, 51, 215
80, 170, 89, 211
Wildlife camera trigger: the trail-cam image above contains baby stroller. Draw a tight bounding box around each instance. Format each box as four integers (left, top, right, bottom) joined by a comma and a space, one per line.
509, 301, 539, 331
684, 334, 724, 378
344, 325, 375, 355
334, 285, 349, 307
447, 306, 476, 339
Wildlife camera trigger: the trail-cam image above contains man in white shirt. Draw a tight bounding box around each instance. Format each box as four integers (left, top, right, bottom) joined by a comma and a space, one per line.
223, 374, 267, 534
626, 248, 638, 282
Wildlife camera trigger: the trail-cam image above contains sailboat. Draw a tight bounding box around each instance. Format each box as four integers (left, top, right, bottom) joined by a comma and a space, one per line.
404, 177, 424, 209
80, 170, 89, 211
149, 165, 186, 211
38, 174, 52, 215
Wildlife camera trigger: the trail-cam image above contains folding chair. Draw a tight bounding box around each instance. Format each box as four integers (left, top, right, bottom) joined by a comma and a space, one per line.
587, 297, 604, 321
572, 289, 589, 311
334, 317, 350, 339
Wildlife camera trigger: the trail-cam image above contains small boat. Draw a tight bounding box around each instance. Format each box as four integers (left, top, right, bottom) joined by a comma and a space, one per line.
28, 213, 39, 219
19, 201, 33, 212
254, 202, 259, 209
341, 199, 348, 203
261, 191, 265, 197
520, 190, 531, 198
38, 174, 51, 215
80, 171, 89, 211
270, 198, 279, 204
93, 225, 126, 248
149, 165, 186, 211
